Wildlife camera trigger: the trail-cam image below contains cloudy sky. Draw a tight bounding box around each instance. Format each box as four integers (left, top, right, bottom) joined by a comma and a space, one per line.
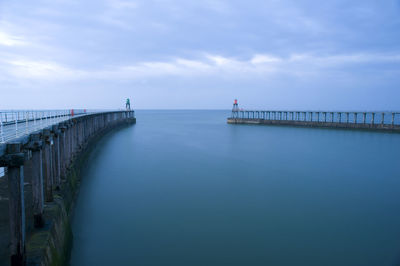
0, 0, 399, 110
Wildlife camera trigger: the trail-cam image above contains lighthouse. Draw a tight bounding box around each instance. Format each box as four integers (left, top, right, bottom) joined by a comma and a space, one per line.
232, 99, 239, 118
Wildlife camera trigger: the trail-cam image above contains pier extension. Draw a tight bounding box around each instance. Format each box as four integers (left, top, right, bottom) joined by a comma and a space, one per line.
227, 101, 400, 133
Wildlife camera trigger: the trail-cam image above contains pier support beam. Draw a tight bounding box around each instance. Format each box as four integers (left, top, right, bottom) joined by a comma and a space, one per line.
51, 125, 61, 189
392, 113, 395, 126
59, 125, 67, 179
26, 133, 45, 228
1, 143, 26, 266
42, 129, 53, 202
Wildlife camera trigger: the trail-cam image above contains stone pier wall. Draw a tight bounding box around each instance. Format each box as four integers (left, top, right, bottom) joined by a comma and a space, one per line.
0, 111, 136, 266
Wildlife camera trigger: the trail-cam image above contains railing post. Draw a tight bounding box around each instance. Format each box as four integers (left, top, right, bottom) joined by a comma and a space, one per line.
363, 113, 366, 124
346, 112, 349, 123
354, 113, 357, 124
371, 113, 375, 125
338, 112, 341, 123
381, 113, 385, 125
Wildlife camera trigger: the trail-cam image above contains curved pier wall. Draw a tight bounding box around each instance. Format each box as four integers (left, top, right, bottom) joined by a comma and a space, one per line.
0, 111, 136, 266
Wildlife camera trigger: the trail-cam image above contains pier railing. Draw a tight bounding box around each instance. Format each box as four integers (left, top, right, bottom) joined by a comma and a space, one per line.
0, 109, 135, 144
229, 110, 400, 131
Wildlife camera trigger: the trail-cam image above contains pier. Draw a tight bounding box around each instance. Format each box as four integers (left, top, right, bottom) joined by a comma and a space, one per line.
227, 101, 400, 132
0, 110, 135, 266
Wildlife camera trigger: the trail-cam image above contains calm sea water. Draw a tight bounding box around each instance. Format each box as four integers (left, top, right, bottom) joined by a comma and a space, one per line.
69, 110, 400, 266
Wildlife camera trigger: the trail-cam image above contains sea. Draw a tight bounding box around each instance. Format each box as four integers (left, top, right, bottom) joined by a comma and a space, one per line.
69, 110, 400, 266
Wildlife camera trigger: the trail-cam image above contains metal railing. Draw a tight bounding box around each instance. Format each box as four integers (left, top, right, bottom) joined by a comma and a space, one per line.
0, 109, 88, 144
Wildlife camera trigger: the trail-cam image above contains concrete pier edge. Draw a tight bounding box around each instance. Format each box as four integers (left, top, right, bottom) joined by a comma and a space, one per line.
0, 111, 136, 266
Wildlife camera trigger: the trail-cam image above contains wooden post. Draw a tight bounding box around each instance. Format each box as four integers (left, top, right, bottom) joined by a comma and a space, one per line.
354, 113, 357, 124
372, 113, 375, 125
5, 143, 26, 266
68, 122, 73, 164
42, 129, 53, 202
58, 125, 66, 179
51, 128, 58, 189
346, 112, 349, 123
381, 113, 385, 125
51, 126, 61, 189
26, 133, 45, 228
392, 113, 395, 126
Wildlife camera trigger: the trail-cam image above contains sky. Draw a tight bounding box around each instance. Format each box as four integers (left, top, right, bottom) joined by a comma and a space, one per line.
0, 0, 399, 110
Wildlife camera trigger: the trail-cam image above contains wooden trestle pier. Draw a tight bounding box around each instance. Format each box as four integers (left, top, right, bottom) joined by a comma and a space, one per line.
228, 109, 400, 132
